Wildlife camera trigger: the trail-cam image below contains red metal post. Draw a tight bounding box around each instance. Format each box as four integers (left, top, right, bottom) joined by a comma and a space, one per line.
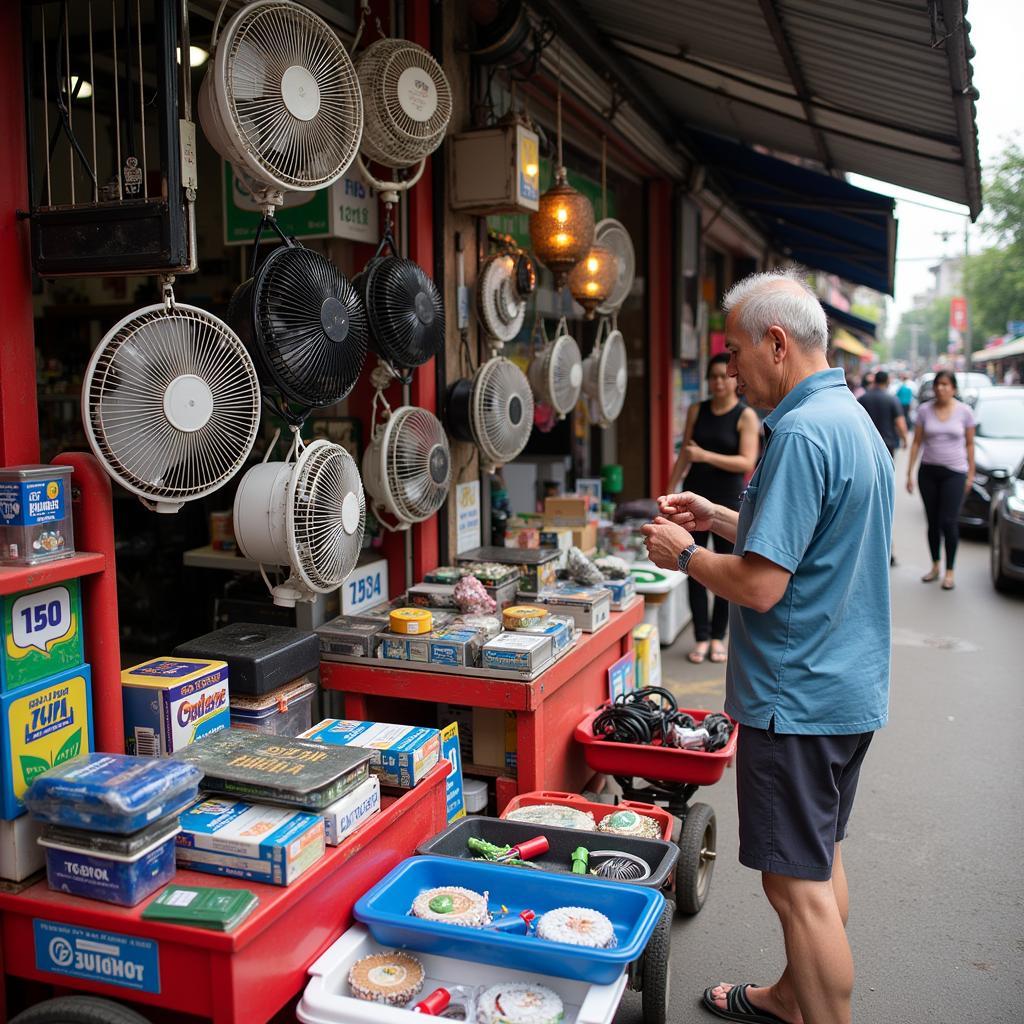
0, 2, 39, 466
647, 180, 675, 497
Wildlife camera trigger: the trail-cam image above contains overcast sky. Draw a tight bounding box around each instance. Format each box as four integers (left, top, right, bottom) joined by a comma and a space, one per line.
846, 0, 1023, 338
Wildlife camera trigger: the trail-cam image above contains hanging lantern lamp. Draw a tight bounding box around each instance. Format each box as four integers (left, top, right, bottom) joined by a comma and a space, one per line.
568, 243, 618, 319
528, 56, 594, 289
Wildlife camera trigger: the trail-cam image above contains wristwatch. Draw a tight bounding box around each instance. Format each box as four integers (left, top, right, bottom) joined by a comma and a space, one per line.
677, 542, 700, 575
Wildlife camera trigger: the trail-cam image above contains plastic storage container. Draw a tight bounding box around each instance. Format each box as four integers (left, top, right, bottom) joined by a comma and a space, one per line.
0, 465, 75, 565
39, 824, 179, 906
629, 562, 689, 646
501, 791, 674, 842
229, 677, 318, 737
354, 855, 664, 985
23, 753, 202, 833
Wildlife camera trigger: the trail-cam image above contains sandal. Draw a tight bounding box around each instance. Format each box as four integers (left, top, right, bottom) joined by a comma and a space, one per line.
709, 641, 727, 664
687, 642, 709, 664
921, 569, 940, 583
941, 579, 955, 590
701, 984, 789, 1023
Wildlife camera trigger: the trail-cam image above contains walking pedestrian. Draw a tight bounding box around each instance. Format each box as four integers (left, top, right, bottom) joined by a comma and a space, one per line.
667, 353, 760, 664
642, 268, 893, 1024
896, 373, 914, 429
905, 368, 976, 590
858, 369, 908, 458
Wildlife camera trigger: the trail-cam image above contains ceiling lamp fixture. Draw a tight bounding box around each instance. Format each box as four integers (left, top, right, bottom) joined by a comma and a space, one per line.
528, 52, 593, 290
568, 243, 618, 319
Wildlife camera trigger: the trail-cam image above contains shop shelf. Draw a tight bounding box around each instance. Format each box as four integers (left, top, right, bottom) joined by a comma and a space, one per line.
0, 551, 105, 595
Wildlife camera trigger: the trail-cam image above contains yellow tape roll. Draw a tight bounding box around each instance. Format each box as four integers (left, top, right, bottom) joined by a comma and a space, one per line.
502, 605, 549, 629
389, 608, 433, 635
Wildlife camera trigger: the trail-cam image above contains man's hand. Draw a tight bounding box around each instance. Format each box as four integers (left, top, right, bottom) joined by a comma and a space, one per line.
656, 490, 716, 533
641, 516, 694, 571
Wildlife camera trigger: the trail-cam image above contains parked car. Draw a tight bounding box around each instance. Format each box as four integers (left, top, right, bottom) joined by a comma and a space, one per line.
915, 371, 993, 409
989, 455, 1024, 592
961, 386, 1024, 529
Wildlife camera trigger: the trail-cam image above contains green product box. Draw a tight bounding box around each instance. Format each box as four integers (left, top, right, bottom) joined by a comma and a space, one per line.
1, 579, 84, 693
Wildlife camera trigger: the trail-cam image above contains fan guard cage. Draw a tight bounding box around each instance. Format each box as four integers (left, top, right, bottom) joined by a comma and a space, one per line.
529, 333, 583, 417
203, 0, 363, 193
471, 356, 535, 470
478, 254, 526, 343
364, 407, 452, 526
583, 328, 628, 426
364, 257, 445, 369
595, 219, 636, 315
356, 38, 453, 169
83, 303, 261, 511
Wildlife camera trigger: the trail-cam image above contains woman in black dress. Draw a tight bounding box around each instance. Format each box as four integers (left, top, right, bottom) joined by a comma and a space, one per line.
667, 353, 760, 663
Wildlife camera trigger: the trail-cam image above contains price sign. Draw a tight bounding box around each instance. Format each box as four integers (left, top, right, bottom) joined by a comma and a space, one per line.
342, 559, 388, 616
12, 586, 72, 654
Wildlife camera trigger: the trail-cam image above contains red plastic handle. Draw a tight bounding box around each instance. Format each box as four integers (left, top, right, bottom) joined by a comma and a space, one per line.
512, 835, 550, 860
413, 989, 451, 1014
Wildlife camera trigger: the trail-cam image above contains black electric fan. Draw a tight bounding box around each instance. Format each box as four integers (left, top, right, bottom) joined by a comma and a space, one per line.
230, 219, 368, 416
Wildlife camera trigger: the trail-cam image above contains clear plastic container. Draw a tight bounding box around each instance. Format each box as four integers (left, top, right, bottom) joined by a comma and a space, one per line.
229, 676, 318, 736
0, 465, 75, 565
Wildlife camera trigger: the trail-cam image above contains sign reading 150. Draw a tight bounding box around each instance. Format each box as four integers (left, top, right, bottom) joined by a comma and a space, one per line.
11, 585, 72, 653
21, 600, 63, 634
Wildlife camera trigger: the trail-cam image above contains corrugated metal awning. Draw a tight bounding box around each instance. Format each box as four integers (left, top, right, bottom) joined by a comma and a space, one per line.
560, 0, 982, 217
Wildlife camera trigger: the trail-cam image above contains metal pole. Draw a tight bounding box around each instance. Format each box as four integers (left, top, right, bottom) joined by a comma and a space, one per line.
962, 220, 971, 371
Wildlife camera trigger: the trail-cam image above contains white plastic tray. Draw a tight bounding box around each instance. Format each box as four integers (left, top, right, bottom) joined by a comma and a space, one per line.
298, 924, 627, 1024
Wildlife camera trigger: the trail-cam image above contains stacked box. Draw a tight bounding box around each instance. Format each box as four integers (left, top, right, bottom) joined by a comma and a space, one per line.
526, 584, 612, 632
457, 547, 559, 595
633, 623, 663, 689
1, 578, 84, 692
427, 626, 485, 668
317, 615, 388, 659
600, 576, 638, 610
481, 632, 554, 673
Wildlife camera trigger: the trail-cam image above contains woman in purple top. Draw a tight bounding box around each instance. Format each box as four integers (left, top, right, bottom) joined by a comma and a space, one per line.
905, 370, 976, 590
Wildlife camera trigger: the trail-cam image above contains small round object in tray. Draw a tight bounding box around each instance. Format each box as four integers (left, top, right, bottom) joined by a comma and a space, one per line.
476, 982, 565, 1024
348, 950, 425, 1005
411, 886, 491, 927
504, 805, 596, 831
536, 906, 617, 948
596, 808, 662, 839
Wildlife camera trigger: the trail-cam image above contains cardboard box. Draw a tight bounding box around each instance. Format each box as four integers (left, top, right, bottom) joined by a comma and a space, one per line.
600, 576, 638, 610
633, 623, 663, 689
428, 627, 484, 668
0, 812, 44, 881
301, 719, 441, 789
378, 633, 431, 663
539, 529, 574, 553
176, 798, 325, 886
470, 708, 517, 771
481, 632, 554, 673
528, 584, 612, 633
1, 578, 84, 692
504, 527, 541, 549
514, 615, 575, 656
543, 496, 590, 526
320, 775, 381, 846
1, 665, 93, 819
122, 658, 230, 757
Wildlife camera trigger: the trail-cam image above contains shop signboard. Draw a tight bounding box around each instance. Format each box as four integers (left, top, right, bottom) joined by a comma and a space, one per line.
223, 163, 378, 245
342, 559, 388, 616
440, 721, 466, 823
455, 481, 481, 554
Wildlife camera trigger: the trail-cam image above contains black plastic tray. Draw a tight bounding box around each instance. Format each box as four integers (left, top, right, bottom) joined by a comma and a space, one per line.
416, 816, 678, 890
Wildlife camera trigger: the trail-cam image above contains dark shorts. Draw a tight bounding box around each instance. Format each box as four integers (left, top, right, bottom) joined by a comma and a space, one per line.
736, 721, 874, 881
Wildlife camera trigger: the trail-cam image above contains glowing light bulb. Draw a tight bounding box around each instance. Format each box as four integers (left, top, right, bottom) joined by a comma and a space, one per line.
525, 163, 538, 178
586, 257, 599, 272
555, 233, 569, 246
556, 206, 568, 224
586, 282, 599, 294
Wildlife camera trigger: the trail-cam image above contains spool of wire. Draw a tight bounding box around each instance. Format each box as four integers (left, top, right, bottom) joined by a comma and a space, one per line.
589, 850, 651, 881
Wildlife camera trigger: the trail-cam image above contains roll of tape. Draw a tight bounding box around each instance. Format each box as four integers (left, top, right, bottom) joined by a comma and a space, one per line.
390, 608, 433, 635
503, 605, 549, 629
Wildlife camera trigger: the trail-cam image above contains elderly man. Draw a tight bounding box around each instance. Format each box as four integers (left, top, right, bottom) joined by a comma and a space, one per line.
642, 270, 893, 1024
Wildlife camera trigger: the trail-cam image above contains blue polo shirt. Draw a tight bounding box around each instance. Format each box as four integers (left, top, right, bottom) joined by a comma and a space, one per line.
725, 368, 894, 735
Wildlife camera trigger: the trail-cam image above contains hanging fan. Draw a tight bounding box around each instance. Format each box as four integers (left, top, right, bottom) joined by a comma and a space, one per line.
595, 219, 636, 315
199, 0, 363, 206
233, 438, 365, 607
583, 325, 628, 427
478, 253, 527, 343
447, 357, 534, 473
363, 406, 452, 528
529, 319, 583, 418
82, 296, 261, 514
229, 232, 368, 410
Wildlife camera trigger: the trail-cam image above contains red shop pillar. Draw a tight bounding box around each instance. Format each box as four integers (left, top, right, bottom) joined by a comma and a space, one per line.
0, 3, 40, 466
647, 180, 674, 497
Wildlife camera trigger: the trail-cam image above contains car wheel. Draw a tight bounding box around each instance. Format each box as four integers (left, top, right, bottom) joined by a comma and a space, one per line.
990, 514, 1014, 593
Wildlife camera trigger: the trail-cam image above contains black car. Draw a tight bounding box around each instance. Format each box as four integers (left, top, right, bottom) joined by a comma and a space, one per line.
989, 456, 1024, 593
961, 387, 1024, 530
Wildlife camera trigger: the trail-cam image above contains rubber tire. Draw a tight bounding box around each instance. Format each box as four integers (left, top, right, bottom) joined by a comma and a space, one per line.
676, 801, 716, 915
640, 900, 673, 1024
10, 996, 152, 1024
990, 513, 1015, 593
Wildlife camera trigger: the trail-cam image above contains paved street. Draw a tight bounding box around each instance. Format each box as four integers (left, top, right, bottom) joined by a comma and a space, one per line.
614, 449, 1024, 1023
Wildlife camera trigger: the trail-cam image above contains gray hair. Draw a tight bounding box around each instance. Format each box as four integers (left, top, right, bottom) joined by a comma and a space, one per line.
721, 268, 828, 353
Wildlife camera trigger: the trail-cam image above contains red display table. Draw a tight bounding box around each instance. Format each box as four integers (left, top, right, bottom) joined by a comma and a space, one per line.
321, 602, 644, 812
0, 762, 449, 1024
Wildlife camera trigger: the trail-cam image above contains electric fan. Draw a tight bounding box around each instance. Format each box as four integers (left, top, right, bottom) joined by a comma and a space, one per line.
228, 235, 368, 410
447, 357, 535, 473
233, 438, 365, 607
582, 325, 628, 427
478, 253, 527, 343
595, 218, 636, 316
82, 295, 262, 513
363, 406, 452, 528
528, 318, 583, 418
199, 0, 363, 207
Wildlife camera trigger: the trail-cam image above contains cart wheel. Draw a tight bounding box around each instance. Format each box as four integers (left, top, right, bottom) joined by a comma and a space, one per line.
640, 900, 673, 1024
10, 997, 151, 1024
676, 801, 716, 915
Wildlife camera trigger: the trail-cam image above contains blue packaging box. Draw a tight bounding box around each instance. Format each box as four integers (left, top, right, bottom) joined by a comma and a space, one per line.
599, 577, 637, 609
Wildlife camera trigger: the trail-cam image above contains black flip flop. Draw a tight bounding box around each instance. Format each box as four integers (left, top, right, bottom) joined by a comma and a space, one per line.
701, 984, 789, 1024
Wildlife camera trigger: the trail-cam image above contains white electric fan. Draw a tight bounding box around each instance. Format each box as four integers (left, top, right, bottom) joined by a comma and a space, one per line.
199, 0, 363, 210
528, 317, 583, 418
82, 289, 261, 513
583, 321, 628, 427
233, 436, 366, 607
595, 218, 636, 316
478, 253, 527, 343
355, 36, 453, 203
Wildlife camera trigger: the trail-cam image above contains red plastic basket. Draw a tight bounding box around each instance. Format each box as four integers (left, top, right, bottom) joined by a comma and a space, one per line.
500, 789, 675, 841
574, 706, 739, 786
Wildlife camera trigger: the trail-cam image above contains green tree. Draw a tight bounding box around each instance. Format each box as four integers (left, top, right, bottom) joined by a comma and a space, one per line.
891, 297, 951, 364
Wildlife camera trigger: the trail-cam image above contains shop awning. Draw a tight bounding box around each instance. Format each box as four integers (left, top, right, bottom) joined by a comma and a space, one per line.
821, 302, 878, 340
693, 130, 897, 294
553, 0, 982, 218
972, 337, 1024, 363
831, 329, 873, 359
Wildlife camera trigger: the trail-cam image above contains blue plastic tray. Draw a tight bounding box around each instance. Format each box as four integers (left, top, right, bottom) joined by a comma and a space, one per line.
354, 855, 664, 985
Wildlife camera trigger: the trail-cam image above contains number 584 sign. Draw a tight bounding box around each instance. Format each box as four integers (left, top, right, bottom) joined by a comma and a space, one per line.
2, 580, 84, 692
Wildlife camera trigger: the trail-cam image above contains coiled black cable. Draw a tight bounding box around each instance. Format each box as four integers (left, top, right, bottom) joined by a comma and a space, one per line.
592, 687, 735, 751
